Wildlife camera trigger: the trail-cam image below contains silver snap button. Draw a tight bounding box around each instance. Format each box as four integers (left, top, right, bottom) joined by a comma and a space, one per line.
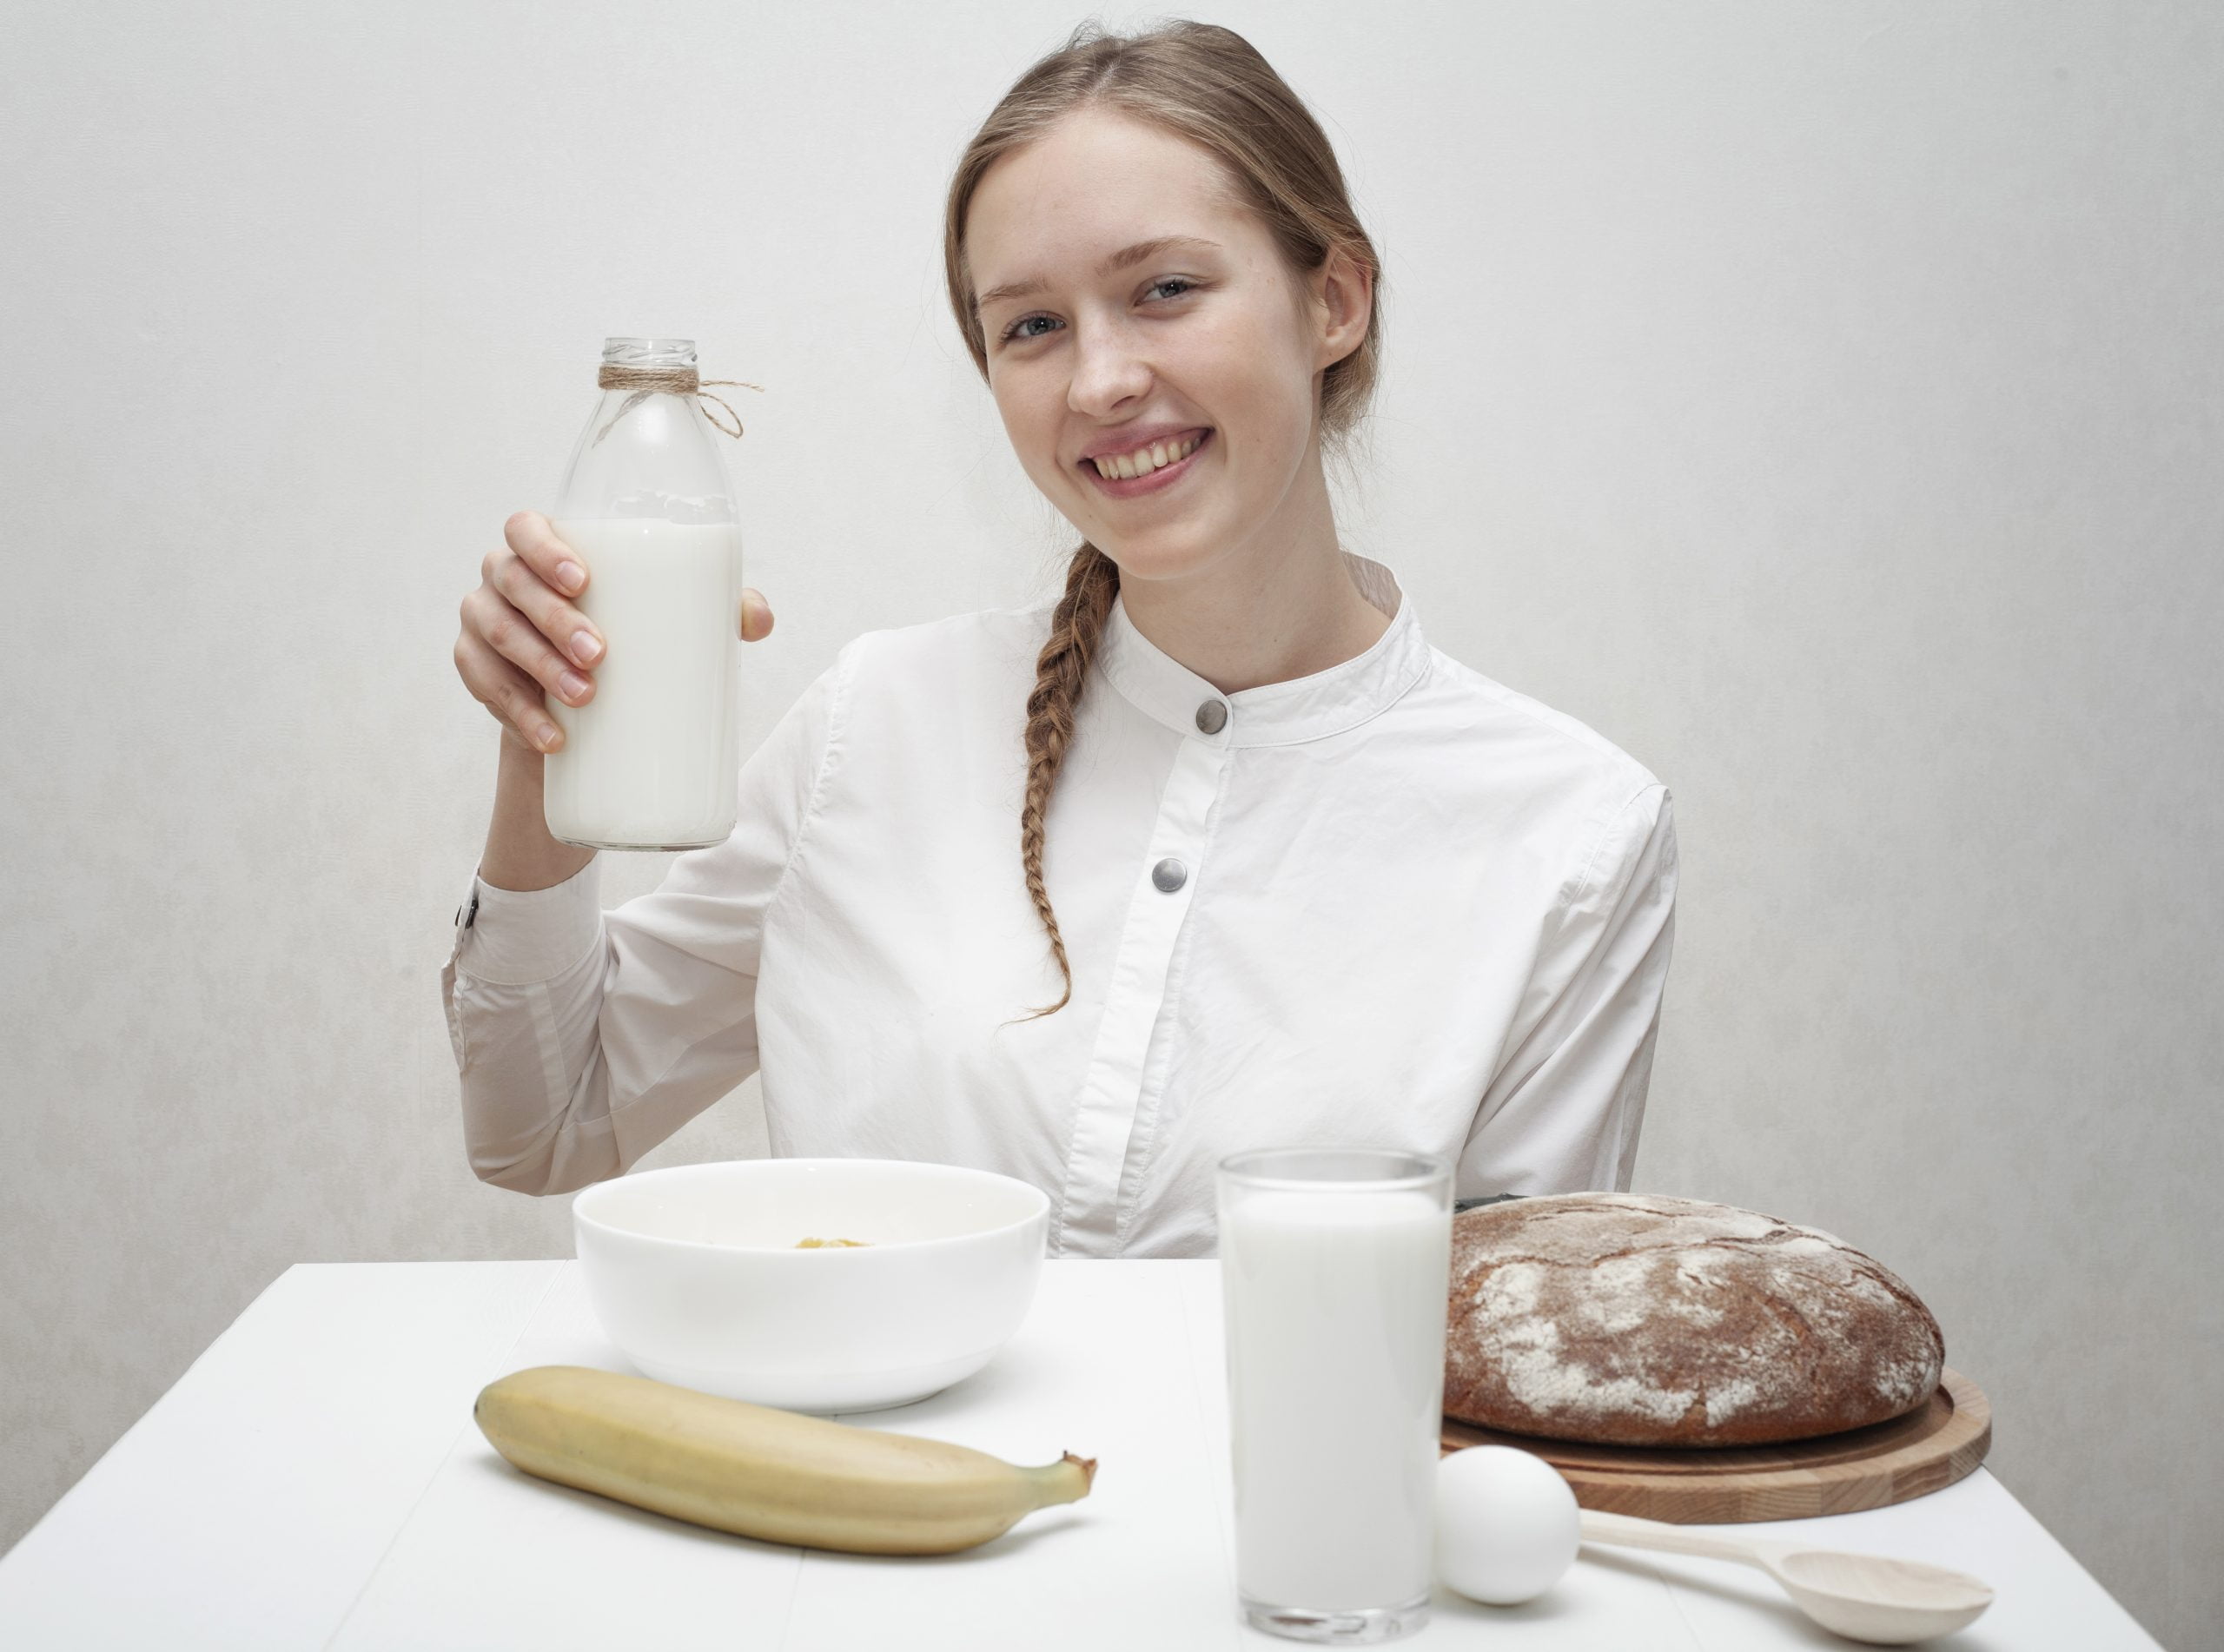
1195, 699, 1228, 735
1151, 857, 1188, 893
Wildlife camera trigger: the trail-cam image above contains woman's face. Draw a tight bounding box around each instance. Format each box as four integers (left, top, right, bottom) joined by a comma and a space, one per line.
965, 107, 1367, 588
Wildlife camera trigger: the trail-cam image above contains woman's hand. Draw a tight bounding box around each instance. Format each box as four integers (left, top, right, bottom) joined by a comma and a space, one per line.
455, 510, 775, 754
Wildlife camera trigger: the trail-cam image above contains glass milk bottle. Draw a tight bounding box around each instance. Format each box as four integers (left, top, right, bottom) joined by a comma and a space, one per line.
543, 337, 745, 849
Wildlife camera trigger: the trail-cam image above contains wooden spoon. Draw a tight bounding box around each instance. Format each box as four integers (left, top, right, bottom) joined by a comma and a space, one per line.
1579, 1508, 1994, 1645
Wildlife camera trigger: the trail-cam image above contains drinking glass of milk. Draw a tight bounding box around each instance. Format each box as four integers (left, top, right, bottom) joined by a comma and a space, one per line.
1216, 1149, 1454, 1643
542, 336, 746, 850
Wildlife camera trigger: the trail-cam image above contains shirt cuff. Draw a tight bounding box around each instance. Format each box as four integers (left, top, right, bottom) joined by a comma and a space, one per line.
454, 859, 604, 986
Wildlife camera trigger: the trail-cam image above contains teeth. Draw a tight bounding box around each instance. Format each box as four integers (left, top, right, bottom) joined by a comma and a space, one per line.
1095, 433, 1201, 480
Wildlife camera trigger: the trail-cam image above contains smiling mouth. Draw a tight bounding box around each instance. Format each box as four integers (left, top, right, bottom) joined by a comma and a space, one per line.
1085, 428, 1211, 481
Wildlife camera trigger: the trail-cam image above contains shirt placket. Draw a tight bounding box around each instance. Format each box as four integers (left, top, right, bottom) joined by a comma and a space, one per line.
1051, 698, 1232, 1256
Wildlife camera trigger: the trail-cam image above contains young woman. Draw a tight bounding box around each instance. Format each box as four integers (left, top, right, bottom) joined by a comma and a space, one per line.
444, 21, 1678, 1258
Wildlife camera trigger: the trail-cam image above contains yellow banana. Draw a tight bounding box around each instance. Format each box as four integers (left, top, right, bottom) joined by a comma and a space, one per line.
473, 1365, 1096, 1555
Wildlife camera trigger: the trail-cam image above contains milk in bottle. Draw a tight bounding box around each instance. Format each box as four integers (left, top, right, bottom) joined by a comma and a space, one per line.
541, 338, 746, 849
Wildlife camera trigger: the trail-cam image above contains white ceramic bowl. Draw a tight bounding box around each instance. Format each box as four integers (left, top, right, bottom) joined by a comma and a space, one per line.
571, 1158, 1050, 1413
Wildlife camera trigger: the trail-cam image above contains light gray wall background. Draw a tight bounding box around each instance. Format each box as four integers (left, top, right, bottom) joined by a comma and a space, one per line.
2, 1, 2215, 1644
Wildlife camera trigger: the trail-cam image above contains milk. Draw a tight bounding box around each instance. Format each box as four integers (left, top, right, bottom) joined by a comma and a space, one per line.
542, 518, 742, 849
1220, 1188, 1453, 1616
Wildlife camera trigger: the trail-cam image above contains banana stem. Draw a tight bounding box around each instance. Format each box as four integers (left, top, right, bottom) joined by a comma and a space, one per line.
1034, 1452, 1099, 1506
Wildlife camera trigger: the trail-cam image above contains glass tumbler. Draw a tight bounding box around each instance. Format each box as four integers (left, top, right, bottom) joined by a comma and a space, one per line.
1216, 1148, 1454, 1643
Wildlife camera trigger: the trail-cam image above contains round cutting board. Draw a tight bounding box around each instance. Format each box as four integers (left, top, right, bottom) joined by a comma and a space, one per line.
1440, 1367, 1991, 1524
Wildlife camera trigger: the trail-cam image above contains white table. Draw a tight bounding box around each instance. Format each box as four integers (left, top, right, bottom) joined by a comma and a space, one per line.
0, 1260, 2160, 1650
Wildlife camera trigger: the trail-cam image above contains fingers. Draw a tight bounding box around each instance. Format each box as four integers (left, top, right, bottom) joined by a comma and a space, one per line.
454, 617, 567, 753
464, 574, 595, 700
499, 512, 605, 669
506, 510, 588, 598
739, 587, 776, 643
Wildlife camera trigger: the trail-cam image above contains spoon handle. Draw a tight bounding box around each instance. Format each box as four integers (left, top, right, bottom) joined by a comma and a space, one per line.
1580, 1509, 1764, 1569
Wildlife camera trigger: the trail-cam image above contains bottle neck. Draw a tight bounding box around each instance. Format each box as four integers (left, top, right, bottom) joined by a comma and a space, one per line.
602, 336, 696, 372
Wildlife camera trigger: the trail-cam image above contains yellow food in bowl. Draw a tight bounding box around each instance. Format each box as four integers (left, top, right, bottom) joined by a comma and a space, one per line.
794, 1238, 871, 1248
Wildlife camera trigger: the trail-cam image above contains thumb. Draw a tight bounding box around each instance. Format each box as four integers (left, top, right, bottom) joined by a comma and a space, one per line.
738, 588, 775, 643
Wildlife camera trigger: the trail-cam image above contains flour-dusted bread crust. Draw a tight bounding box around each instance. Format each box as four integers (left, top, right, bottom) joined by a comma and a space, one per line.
1443, 1193, 1943, 1447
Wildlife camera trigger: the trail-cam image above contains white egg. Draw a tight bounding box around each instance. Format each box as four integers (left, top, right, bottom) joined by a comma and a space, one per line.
1434, 1445, 1583, 1606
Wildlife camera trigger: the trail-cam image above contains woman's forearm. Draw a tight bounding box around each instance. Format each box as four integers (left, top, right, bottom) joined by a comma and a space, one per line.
479, 731, 598, 891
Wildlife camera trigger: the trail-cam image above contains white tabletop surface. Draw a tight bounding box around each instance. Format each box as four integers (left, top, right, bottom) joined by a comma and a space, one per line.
0, 1259, 2161, 1650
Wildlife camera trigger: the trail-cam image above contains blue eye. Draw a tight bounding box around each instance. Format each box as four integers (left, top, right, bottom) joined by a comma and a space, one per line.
996, 277, 1201, 344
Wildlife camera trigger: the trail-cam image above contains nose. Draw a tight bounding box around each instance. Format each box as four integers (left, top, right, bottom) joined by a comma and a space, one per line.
1067, 316, 1153, 417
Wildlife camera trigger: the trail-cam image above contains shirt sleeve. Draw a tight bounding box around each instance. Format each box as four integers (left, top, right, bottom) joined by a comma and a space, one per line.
1457, 782, 1679, 1198
439, 645, 852, 1195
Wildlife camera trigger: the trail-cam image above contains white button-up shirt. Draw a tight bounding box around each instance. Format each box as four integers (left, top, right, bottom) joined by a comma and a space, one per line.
440, 554, 1678, 1257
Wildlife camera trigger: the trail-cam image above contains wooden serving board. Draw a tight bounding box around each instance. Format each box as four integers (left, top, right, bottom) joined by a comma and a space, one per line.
1440, 1367, 1991, 1524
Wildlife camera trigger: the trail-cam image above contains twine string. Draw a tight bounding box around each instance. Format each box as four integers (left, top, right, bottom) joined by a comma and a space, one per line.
592, 363, 763, 445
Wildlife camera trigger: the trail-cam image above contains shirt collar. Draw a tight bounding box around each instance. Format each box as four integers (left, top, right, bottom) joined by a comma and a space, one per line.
1093, 552, 1432, 749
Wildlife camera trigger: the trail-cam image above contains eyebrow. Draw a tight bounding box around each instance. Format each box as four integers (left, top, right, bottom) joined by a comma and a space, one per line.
974, 236, 1224, 314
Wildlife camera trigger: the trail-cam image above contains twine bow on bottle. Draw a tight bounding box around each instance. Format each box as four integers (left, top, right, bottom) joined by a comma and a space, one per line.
592, 363, 764, 445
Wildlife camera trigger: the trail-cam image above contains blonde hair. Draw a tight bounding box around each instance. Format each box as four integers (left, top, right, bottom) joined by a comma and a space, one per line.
943, 19, 1385, 1017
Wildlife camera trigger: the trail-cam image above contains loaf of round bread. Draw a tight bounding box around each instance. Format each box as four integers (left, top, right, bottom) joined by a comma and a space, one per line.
1443, 1193, 1943, 1447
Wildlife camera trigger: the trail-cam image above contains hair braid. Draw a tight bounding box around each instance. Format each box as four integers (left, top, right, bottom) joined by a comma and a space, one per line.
1015, 544, 1121, 1019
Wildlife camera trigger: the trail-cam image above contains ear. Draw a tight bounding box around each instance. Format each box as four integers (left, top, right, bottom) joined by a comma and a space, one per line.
1309, 244, 1372, 372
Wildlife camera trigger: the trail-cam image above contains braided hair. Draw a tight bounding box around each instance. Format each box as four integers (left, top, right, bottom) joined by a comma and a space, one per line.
1013, 544, 1122, 1018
